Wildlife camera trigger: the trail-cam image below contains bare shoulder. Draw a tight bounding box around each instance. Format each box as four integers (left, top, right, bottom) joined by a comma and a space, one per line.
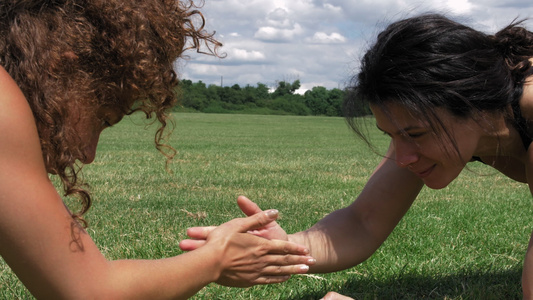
0, 66, 35, 130
0, 66, 46, 175
0, 65, 26, 105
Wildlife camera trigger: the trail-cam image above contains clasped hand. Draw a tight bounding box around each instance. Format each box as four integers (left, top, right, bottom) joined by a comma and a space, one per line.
179, 196, 315, 287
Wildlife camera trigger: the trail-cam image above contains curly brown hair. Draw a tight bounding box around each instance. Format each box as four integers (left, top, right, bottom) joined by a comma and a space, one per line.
0, 0, 221, 225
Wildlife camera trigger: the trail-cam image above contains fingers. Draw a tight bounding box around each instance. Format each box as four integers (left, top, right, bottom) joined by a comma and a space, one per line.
179, 226, 215, 251
237, 195, 263, 217
229, 209, 279, 233
186, 226, 216, 239
178, 239, 206, 251
267, 239, 311, 256
247, 263, 314, 285
260, 263, 310, 275
264, 253, 316, 267
250, 275, 291, 285
223, 263, 312, 286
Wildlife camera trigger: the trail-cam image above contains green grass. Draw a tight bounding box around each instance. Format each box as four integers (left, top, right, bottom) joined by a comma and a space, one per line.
1, 113, 532, 299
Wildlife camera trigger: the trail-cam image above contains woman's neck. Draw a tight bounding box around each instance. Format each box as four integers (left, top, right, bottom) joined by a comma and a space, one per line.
473, 72, 533, 159
473, 112, 527, 161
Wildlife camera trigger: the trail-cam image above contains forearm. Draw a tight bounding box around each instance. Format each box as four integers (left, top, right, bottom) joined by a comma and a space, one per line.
101, 211, 313, 298
103, 246, 220, 300
288, 160, 422, 273
288, 207, 381, 273
12, 238, 221, 300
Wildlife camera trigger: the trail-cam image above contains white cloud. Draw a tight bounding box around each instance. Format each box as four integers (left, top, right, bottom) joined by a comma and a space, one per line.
323, 3, 343, 14
254, 23, 304, 42
228, 48, 266, 62
266, 7, 290, 27
307, 32, 347, 44
184, 63, 220, 76
181, 0, 531, 90
442, 0, 474, 14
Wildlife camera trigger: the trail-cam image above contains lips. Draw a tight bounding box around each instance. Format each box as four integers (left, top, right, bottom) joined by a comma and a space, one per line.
410, 164, 436, 178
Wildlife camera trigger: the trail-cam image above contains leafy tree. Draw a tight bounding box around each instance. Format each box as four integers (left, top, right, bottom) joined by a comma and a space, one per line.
272, 80, 300, 98
221, 86, 245, 105
255, 83, 270, 100
175, 79, 350, 117
268, 94, 310, 116
179, 80, 209, 110
326, 88, 344, 117
304, 86, 329, 115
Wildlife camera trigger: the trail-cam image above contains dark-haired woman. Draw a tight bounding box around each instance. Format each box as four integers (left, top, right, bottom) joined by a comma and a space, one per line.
0, 1, 315, 298
183, 14, 533, 298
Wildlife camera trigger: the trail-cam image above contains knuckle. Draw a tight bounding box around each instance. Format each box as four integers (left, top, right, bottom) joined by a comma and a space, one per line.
284, 255, 291, 264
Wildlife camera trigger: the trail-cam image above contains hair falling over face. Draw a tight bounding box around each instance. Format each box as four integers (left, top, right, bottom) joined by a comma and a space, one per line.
0, 0, 222, 225
344, 13, 533, 157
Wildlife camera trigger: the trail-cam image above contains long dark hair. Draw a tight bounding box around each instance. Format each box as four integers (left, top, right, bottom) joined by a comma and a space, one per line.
344, 13, 533, 153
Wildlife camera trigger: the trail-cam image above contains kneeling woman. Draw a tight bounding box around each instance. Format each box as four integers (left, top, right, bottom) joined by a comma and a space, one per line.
183, 13, 533, 298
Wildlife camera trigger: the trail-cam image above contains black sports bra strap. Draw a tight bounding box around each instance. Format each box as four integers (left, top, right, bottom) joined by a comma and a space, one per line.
511, 100, 533, 150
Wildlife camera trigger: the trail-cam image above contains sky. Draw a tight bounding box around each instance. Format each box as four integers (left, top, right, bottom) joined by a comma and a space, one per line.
177, 0, 533, 93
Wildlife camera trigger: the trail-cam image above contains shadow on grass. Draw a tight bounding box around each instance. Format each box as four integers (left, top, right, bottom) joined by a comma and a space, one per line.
287, 267, 522, 300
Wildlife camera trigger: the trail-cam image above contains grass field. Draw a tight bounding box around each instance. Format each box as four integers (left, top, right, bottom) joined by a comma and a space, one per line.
1, 112, 532, 299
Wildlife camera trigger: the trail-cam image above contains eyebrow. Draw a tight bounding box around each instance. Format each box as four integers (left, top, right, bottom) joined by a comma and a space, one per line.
376, 125, 423, 135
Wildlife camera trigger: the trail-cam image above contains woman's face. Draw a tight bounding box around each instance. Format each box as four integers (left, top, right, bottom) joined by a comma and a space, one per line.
371, 103, 482, 189
67, 102, 126, 164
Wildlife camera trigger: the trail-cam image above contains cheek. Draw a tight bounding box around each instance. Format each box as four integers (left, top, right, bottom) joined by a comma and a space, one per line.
454, 135, 479, 164
425, 133, 474, 166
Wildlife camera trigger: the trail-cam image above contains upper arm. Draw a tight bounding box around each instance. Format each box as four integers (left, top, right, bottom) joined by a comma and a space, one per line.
525, 147, 533, 195
0, 67, 109, 298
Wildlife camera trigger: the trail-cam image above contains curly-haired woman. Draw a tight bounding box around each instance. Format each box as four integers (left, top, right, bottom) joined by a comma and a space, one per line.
0, 0, 315, 298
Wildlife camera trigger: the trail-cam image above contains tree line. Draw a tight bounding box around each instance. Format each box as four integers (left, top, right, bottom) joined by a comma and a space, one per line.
175, 79, 371, 117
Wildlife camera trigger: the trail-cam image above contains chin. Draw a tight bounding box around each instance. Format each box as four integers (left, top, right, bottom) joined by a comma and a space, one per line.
423, 179, 451, 190
80, 149, 96, 164
80, 156, 95, 164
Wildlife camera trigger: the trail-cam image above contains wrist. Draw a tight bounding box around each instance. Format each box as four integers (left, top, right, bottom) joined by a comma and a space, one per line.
193, 243, 224, 283
287, 232, 306, 247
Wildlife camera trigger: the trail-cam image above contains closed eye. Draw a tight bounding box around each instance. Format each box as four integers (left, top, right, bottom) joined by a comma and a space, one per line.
407, 132, 425, 138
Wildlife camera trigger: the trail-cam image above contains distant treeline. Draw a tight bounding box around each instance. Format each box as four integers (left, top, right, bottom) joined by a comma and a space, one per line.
174, 79, 372, 117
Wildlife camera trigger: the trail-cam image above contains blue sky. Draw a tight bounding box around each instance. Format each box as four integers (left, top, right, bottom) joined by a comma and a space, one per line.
178, 0, 533, 93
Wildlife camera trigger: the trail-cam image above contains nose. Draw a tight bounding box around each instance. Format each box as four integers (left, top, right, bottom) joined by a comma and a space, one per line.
393, 138, 419, 168
81, 132, 101, 164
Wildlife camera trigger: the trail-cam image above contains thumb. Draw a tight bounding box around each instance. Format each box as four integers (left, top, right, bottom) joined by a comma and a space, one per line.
237, 195, 263, 217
